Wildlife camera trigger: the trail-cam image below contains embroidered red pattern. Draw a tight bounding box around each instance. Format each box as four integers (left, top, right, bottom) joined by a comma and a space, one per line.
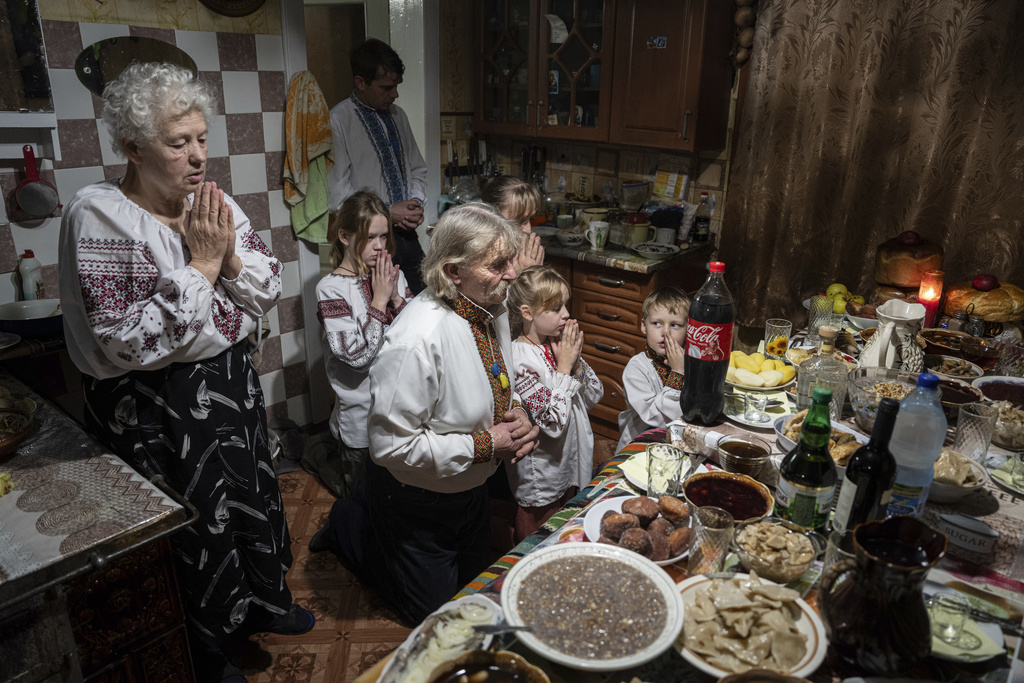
472, 431, 493, 463
645, 345, 684, 390
241, 228, 274, 258
212, 299, 244, 343
318, 299, 353, 321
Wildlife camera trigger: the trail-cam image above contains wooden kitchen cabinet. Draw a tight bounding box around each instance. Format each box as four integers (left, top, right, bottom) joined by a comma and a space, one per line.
475, 0, 616, 142
609, 0, 734, 151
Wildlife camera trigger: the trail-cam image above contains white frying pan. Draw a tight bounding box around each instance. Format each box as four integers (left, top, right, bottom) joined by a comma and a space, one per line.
13, 145, 61, 218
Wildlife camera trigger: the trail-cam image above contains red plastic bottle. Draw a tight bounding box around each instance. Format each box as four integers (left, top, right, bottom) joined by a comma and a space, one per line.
680, 261, 734, 424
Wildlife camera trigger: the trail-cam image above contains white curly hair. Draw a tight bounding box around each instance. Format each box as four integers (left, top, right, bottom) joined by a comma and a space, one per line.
101, 62, 215, 157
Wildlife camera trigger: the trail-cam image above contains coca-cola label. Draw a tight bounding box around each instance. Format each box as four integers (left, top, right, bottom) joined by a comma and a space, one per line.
685, 320, 733, 361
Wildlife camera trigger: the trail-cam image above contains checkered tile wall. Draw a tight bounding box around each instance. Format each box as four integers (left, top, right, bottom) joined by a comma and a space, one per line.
0, 21, 312, 426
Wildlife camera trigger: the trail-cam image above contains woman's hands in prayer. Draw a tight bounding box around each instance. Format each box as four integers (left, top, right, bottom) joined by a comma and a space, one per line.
187, 182, 239, 284
512, 233, 545, 272
552, 319, 583, 376
370, 250, 401, 311
489, 408, 540, 464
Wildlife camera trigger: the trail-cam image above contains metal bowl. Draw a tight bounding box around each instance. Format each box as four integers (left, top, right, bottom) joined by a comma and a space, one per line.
0, 300, 63, 337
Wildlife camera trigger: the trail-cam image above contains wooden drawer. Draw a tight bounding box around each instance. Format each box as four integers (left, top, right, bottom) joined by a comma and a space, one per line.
578, 320, 645, 365
585, 354, 628, 437
574, 288, 644, 336
573, 264, 653, 302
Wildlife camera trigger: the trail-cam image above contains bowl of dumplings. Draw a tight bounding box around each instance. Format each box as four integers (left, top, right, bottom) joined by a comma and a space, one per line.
929, 448, 989, 504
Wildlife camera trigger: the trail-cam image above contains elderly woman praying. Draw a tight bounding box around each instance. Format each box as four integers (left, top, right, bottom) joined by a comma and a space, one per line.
58, 62, 310, 682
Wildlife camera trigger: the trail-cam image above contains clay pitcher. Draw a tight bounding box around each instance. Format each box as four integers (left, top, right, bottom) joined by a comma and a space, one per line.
818, 516, 947, 676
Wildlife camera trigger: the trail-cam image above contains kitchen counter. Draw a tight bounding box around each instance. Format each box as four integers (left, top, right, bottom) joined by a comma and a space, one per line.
0, 370, 191, 610
541, 236, 713, 274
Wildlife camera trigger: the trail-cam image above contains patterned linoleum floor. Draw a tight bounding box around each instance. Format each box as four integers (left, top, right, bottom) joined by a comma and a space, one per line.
235, 434, 619, 682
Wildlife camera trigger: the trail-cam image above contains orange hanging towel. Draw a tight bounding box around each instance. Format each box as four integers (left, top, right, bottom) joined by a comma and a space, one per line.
283, 71, 333, 243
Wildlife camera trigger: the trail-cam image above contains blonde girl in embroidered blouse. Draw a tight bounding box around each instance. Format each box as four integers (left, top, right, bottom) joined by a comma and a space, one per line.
506, 266, 604, 541
313, 190, 413, 495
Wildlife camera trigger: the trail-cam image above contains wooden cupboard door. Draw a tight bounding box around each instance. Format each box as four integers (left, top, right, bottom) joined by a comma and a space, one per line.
609, 0, 732, 151
584, 354, 628, 432
577, 320, 645, 364
574, 290, 643, 336
572, 264, 652, 302
476, 0, 540, 136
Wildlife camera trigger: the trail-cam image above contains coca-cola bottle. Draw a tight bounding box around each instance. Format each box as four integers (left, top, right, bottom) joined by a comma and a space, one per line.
681, 261, 735, 424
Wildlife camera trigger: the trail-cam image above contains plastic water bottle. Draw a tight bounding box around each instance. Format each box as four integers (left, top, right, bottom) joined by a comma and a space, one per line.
18, 249, 44, 300
886, 373, 947, 517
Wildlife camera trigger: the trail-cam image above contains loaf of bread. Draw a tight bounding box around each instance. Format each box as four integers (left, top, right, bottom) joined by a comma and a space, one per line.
874, 233, 943, 288
944, 281, 1024, 322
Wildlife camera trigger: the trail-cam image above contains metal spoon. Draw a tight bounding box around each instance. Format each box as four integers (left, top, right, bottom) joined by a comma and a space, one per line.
473, 623, 534, 635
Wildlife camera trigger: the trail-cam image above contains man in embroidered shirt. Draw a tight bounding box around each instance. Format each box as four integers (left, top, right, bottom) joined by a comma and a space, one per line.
328, 38, 429, 293
308, 203, 539, 625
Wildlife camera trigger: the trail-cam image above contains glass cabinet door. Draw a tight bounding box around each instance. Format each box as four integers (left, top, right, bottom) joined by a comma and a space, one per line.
536, 0, 611, 139
479, 0, 536, 132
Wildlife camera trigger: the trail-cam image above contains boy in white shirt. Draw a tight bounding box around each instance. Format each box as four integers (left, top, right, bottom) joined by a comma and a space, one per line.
617, 286, 691, 450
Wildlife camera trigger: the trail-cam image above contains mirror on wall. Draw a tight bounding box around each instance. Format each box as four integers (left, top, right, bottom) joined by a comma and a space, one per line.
0, 0, 53, 112
76, 37, 198, 97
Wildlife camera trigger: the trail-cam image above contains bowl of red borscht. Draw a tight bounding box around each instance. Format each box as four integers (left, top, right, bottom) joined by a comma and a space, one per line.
973, 376, 1024, 410
683, 471, 774, 523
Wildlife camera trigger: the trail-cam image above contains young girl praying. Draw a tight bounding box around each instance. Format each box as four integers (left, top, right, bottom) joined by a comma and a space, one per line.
506, 265, 604, 541
309, 190, 414, 497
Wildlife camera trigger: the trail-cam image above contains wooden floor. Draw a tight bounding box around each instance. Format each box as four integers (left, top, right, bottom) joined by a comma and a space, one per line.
232, 433, 619, 681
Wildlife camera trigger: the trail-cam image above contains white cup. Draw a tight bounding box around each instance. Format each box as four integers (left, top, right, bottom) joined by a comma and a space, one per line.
586, 221, 610, 250
654, 227, 676, 244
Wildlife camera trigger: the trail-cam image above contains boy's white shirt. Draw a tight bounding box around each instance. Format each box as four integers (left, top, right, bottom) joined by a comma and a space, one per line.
617, 351, 682, 450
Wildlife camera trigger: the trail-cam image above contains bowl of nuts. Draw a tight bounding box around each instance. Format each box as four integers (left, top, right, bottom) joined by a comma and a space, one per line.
732, 517, 825, 584
847, 367, 920, 433
924, 354, 982, 381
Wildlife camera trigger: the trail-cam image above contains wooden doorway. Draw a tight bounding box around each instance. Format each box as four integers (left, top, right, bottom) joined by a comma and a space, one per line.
304, 4, 365, 110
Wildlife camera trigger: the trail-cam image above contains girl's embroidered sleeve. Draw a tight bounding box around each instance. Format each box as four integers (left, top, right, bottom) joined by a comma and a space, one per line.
317, 280, 385, 369
513, 348, 576, 439
579, 359, 605, 411
217, 195, 283, 316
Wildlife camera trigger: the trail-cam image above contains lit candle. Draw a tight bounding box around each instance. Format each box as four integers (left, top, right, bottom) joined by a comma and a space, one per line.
918, 269, 944, 328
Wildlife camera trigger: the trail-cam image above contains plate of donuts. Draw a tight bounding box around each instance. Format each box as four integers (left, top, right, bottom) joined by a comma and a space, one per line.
582, 494, 693, 566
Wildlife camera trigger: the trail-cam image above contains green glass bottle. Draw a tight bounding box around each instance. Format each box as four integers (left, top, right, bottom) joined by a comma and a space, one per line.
776, 386, 838, 533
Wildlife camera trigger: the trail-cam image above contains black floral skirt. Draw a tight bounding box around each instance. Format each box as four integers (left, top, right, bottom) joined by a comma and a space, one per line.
84, 343, 293, 641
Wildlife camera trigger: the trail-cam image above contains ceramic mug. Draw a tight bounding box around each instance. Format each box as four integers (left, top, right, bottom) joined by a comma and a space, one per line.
654, 227, 676, 244
626, 222, 656, 247
581, 208, 608, 225
586, 221, 610, 250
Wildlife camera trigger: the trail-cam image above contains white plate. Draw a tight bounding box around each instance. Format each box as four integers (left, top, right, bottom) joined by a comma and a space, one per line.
0, 332, 20, 352
972, 375, 1024, 407
922, 581, 1004, 663
531, 225, 559, 236
674, 573, 828, 678
632, 242, 680, 261
378, 594, 501, 683
772, 414, 867, 453
846, 313, 877, 330
989, 464, 1024, 497
923, 354, 983, 382
723, 400, 789, 429
582, 495, 689, 566
726, 377, 796, 392
621, 452, 710, 493
501, 543, 684, 671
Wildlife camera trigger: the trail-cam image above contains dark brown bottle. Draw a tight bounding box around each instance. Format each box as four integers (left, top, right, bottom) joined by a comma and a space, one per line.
831, 398, 899, 533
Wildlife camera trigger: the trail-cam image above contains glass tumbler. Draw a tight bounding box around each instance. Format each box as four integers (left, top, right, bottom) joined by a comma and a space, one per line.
646, 443, 686, 498
807, 296, 835, 345
687, 506, 735, 575
764, 318, 793, 359
952, 402, 998, 463
927, 593, 975, 646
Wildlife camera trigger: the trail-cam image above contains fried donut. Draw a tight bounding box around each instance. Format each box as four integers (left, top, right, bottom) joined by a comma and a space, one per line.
647, 517, 674, 538
600, 512, 639, 541
596, 535, 618, 545
619, 528, 654, 558
649, 530, 670, 561
658, 496, 690, 527
622, 496, 660, 527
668, 526, 693, 557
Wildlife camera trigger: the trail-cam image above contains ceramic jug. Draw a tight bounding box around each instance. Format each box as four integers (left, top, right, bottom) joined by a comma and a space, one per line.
818, 516, 947, 676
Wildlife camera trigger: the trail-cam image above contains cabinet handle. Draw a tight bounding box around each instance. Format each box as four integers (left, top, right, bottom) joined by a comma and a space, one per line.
527, 100, 533, 129
597, 311, 621, 321
594, 341, 621, 353
537, 102, 544, 130
682, 109, 691, 143
597, 276, 625, 288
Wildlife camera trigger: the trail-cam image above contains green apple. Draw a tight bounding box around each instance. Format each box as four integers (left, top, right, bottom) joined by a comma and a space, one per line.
826, 283, 849, 298
832, 296, 848, 314
850, 294, 866, 305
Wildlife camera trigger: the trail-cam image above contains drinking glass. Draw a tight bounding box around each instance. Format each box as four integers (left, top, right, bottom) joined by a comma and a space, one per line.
927, 593, 981, 649
1012, 452, 1024, 489
764, 318, 793, 359
807, 296, 835, 345
743, 393, 769, 423
952, 403, 998, 463
824, 529, 856, 573
687, 506, 735, 575
646, 443, 686, 498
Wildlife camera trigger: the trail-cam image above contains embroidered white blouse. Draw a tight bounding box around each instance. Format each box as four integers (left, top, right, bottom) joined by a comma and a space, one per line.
327, 96, 428, 213
507, 341, 604, 506
368, 292, 521, 494
59, 180, 283, 380
617, 351, 683, 450
316, 271, 413, 448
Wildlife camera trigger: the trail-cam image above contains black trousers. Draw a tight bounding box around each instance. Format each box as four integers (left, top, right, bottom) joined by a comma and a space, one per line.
328, 456, 491, 625
394, 227, 426, 295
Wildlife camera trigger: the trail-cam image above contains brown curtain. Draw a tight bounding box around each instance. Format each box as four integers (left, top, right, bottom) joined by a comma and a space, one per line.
720, 0, 1024, 327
